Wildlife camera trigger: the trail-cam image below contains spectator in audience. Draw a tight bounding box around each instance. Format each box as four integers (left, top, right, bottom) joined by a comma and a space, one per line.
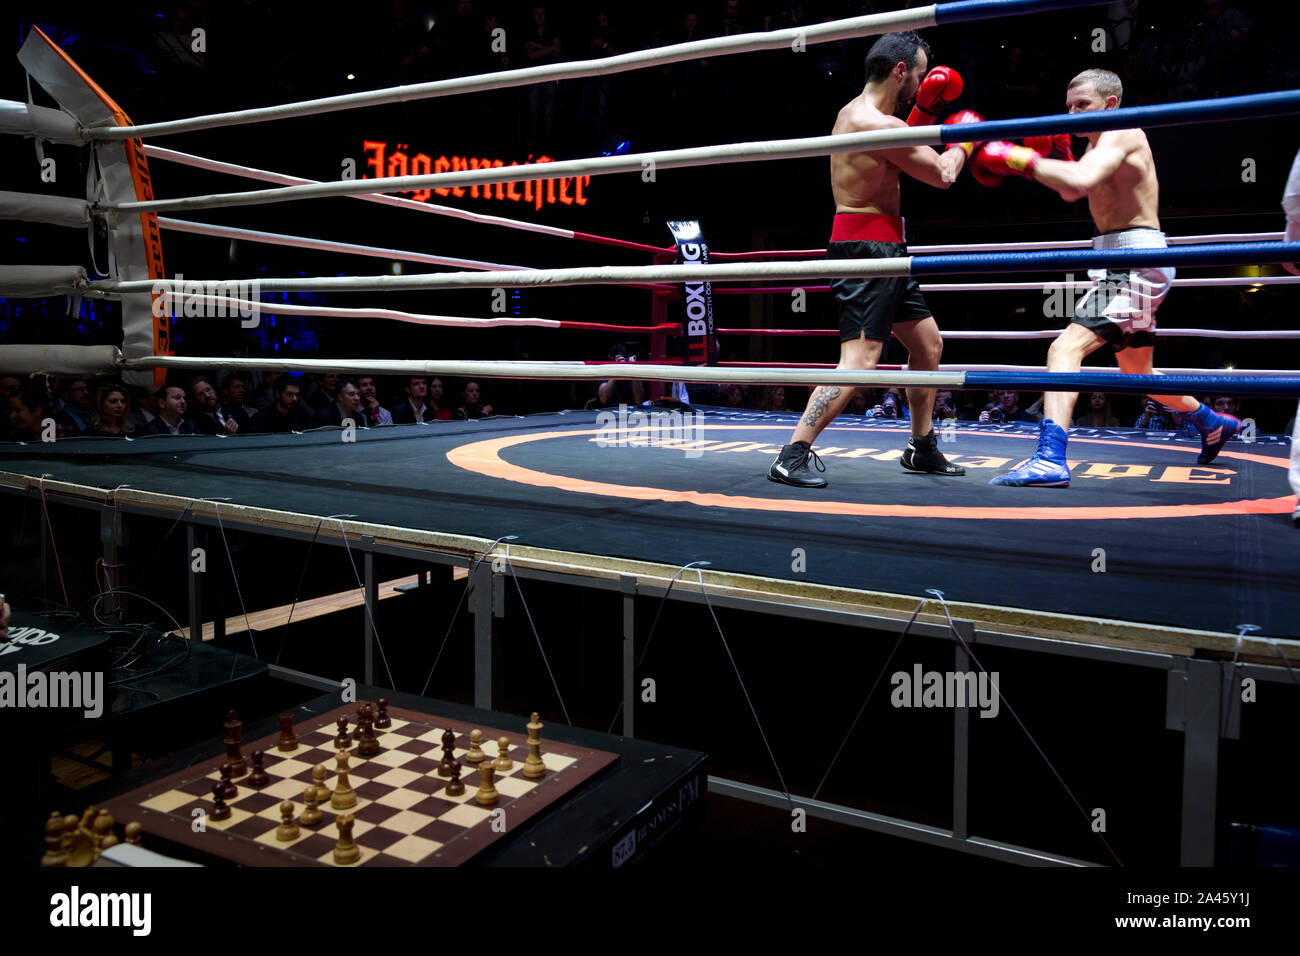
252, 376, 312, 433
304, 372, 340, 412
355, 375, 392, 426
1212, 395, 1241, 417
189, 376, 240, 435
456, 380, 495, 419
57, 377, 92, 432
0, 375, 20, 399
428, 377, 454, 420
591, 345, 646, 408
580, 11, 621, 153
144, 384, 198, 435
9, 380, 65, 440
220, 373, 258, 421
87, 384, 134, 437
933, 389, 959, 422
249, 370, 280, 409
715, 383, 749, 409
524, 6, 562, 147
1131, 398, 1178, 430
979, 390, 1037, 424
755, 385, 791, 412
312, 376, 363, 427
126, 385, 160, 431
392, 376, 436, 423
871, 388, 910, 420
1074, 392, 1121, 427
849, 388, 873, 416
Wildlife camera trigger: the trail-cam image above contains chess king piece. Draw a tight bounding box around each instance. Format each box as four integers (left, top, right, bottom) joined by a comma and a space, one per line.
465, 729, 486, 764
523, 712, 546, 779
333, 813, 360, 865
276, 800, 300, 842
277, 714, 298, 751
476, 763, 499, 806
331, 751, 357, 809
493, 737, 513, 772
223, 709, 247, 778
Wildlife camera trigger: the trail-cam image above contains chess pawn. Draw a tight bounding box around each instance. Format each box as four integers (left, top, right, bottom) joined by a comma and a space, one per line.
465, 729, 486, 764
276, 800, 300, 842
493, 737, 513, 772
475, 762, 499, 806
210, 782, 231, 821
312, 764, 330, 801
331, 752, 357, 810
357, 713, 381, 758
93, 809, 118, 854
41, 812, 69, 867
374, 698, 391, 729
301, 786, 324, 827
124, 822, 143, 845
277, 714, 298, 751
248, 750, 271, 788
219, 763, 239, 799
445, 759, 465, 797
335, 717, 352, 750
333, 813, 360, 866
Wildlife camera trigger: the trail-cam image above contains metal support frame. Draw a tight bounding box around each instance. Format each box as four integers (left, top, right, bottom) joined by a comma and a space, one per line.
186, 521, 202, 641
362, 536, 376, 685
5, 480, 1297, 866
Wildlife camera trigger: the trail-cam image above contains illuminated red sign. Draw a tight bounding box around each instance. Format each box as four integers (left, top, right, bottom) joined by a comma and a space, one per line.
363, 141, 590, 210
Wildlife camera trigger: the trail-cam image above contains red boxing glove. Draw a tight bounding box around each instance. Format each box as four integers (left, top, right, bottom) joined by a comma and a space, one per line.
1024, 134, 1075, 161
943, 108, 985, 158
906, 66, 963, 126
972, 141, 1043, 186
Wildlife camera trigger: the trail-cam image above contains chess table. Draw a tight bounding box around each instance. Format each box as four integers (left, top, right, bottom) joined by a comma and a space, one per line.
91, 687, 707, 867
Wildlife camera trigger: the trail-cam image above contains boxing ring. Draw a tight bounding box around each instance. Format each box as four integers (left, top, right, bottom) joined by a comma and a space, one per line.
3, 1, 1300, 868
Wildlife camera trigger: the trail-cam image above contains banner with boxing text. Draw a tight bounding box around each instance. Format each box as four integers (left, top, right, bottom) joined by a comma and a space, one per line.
667, 220, 716, 366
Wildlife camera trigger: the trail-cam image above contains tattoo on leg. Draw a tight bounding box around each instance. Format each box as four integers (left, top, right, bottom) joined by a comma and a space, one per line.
802, 386, 841, 429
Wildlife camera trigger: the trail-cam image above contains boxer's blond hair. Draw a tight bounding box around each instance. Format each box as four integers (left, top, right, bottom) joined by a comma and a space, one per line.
1069, 69, 1123, 106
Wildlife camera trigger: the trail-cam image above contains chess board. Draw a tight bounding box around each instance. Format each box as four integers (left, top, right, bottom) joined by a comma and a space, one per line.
100, 704, 620, 867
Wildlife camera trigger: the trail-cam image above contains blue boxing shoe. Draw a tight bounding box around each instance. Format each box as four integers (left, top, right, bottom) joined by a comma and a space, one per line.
1183, 403, 1242, 465
989, 419, 1071, 487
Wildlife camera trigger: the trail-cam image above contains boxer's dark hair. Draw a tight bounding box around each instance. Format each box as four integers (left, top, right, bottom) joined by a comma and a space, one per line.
864, 31, 931, 83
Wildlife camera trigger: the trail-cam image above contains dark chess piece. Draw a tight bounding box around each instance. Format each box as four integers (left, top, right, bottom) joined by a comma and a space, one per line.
445, 759, 465, 797
374, 698, 391, 729
223, 709, 247, 778
248, 751, 270, 788
351, 705, 367, 741
277, 714, 298, 751
219, 763, 238, 800
438, 728, 456, 778
211, 782, 231, 821
357, 708, 380, 758
335, 717, 352, 750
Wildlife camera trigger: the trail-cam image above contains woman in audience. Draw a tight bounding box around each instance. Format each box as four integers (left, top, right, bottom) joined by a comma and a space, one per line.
87, 384, 134, 437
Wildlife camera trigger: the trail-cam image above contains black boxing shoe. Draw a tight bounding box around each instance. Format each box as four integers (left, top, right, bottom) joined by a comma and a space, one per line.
768, 441, 827, 488
900, 430, 966, 476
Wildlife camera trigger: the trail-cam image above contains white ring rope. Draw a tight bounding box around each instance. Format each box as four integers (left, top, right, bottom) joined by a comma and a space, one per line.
159, 218, 527, 274
113, 127, 937, 215
146, 145, 1284, 258
144, 146, 577, 240
96, 9, 937, 141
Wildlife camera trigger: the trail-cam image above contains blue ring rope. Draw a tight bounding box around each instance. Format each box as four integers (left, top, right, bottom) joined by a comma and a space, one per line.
938, 90, 1300, 144
934, 0, 1109, 25
912, 242, 1300, 275
965, 372, 1300, 398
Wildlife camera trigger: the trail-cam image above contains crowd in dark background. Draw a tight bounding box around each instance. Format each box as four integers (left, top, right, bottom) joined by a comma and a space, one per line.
2, 1, 1298, 434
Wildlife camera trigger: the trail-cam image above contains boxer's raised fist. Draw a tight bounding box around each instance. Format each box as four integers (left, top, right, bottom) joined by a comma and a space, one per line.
973, 141, 1043, 186
1024, 133, 1074, 161
907, 66, 963, 126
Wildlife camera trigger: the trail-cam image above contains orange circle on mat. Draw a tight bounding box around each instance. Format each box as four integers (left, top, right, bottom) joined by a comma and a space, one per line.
445, 424, 1296, 520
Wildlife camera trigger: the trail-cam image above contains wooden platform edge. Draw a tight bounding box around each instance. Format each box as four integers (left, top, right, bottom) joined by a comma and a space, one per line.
4, 469, 1297, 663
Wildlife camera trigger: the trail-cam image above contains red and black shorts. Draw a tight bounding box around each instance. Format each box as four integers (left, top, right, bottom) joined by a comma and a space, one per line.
828, 213, 931, 343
